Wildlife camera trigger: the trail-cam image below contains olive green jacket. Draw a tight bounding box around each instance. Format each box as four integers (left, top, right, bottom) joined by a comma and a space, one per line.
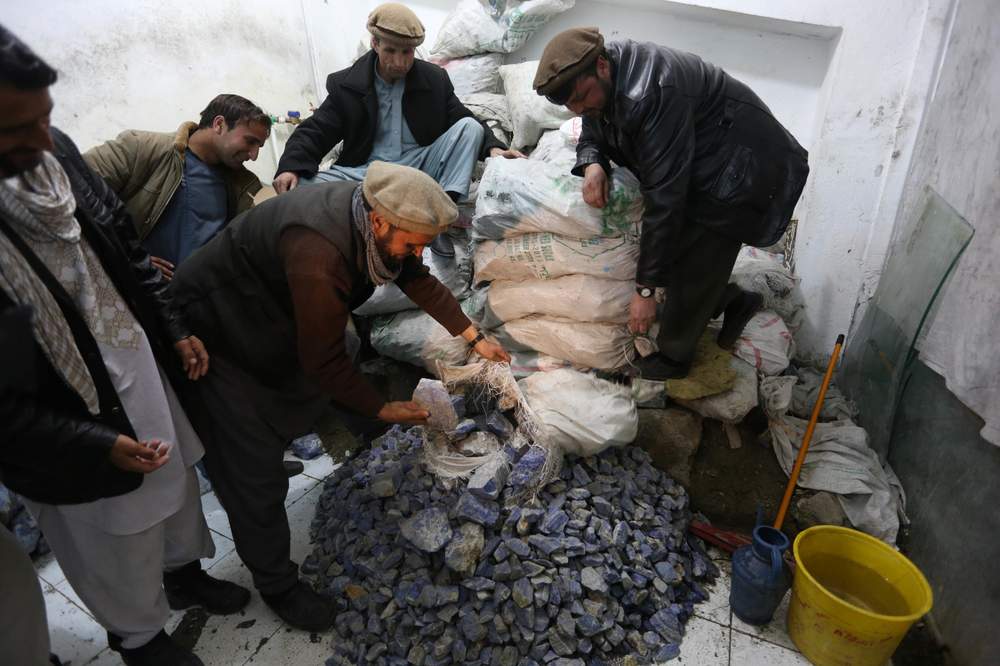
83, 122, 261, 241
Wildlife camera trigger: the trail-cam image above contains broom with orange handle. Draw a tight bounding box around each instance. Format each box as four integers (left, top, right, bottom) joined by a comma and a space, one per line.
772, 334, 846, 530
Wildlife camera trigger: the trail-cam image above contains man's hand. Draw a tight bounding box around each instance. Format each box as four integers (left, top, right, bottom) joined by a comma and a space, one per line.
109, 434, 171, 474
473, 338, 511, 363
628, 292, 657, 335
377, 401, 430, 425
273, 171, 299, 194
150, 256, 174, 281
490, 147, 527, 160
174, 335, 210, 380
582, 163, 609, 208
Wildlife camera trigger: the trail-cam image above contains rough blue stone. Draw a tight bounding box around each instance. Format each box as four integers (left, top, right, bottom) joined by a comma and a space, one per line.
461, 577, 496, 592
655, 561, 681, 584
654, 643, 681, 661
400, 508, 452, 553
290, 433, 324, 460
450, 394, 467, 419
508, 447, 547, 487
504, 538, 531, 558
575, 614, 603, 637
649, 608, 684, 643
527, 535, 562, 555
455, 492, 500, 526
512, 577, 534, 608
448, 418, 478, 440
482, 411, 514, 439
580, 567, 608, 594
540, 509, 569, 535
591, 497, 613, 518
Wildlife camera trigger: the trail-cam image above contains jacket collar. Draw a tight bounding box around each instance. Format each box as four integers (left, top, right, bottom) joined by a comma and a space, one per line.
341, 50, 432, 95
173, 121, 198, 155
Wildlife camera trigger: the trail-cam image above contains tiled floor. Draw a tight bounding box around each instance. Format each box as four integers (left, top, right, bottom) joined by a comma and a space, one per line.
37, 454, 811, 665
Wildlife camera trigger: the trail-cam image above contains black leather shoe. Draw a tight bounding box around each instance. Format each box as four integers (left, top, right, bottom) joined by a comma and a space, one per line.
717, 291, 764, 349
108, 630, 203, 666
635, 353, 691, 381
262, 580, 335, 632
283, 460, 305, 477
163, 561, 251, 615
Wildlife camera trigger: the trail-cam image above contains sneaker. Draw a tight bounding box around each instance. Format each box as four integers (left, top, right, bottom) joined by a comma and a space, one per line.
108, 630, 203, 666
163, 562, 251, 615
717, 291, 764, 349
261, 580, 335, 632
283, 460, 305, 478
634, 353, 691, 381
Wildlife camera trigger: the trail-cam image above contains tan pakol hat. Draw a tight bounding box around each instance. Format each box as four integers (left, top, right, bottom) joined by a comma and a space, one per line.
533, 27, 605, 98
367, 3, 425, 47
362, 161, 457, 236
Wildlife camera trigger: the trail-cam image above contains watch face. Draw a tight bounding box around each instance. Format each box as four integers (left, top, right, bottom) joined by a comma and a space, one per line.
638, 287, 653, 298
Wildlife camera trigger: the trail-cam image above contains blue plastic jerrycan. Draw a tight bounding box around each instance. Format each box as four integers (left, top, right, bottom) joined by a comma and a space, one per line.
730, 524, 792, 625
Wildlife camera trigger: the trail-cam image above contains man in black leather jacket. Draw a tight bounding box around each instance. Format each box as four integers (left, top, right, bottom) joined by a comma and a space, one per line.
0, 25, 247, 666
534, 27, 809, 379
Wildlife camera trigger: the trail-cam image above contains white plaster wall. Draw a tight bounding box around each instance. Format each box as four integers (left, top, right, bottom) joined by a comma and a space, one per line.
894, 0, 1000, 444
3, 0, 316, 185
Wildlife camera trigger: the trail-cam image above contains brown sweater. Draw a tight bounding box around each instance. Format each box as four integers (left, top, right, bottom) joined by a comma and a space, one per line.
279, 227, 471, 417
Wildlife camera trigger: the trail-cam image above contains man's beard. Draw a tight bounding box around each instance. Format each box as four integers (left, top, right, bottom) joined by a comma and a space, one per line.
374, 231, 404, 269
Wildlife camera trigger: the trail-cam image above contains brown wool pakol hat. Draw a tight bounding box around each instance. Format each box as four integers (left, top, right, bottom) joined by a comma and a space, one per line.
362, 161, 457, 236
367, 3, 426, 47
533, 26, 605, 97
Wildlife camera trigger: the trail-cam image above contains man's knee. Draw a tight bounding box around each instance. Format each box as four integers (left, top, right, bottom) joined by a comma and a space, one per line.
452, 116, 484, 140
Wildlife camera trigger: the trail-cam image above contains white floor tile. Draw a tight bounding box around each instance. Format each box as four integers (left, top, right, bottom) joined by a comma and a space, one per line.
180, 551, 285, 666
300, 453, 338, 481
43, 582, 107, 665
731, 589, 798, 651
244, 624, 333, 664
285, 471, 321, 507
200, 491, 233, 540
83, 647, 124, 665
54, 578, 94, 619
204, 530, 237, 570
731, 629, 812, 665
36, 552, 67, 587
673, 615, 731, 665
286, 484, 323, 566
695, 558, 732, 627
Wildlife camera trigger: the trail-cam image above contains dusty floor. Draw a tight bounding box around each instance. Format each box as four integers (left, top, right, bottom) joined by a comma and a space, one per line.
37, 448, 816, 666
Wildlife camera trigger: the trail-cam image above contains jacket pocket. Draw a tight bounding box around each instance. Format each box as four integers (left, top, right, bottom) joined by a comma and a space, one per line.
710, 144, 754, 202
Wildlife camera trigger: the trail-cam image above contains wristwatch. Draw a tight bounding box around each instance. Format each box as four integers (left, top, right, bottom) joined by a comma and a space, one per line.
468, 331, 486, 348
636, 285, 654, 298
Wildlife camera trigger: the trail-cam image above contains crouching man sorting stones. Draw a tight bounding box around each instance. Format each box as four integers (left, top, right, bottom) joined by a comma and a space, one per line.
533, 28, 809, 380
171, 161, 511, 630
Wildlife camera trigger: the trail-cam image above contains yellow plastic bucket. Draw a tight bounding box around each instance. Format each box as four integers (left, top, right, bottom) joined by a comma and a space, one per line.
787, 526, 932, 666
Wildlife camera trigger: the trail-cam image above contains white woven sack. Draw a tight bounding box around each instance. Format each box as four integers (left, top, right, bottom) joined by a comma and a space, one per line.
487, 274, 633, 323
474, 157, 643, 240
498, 60, 575, 149
475, 233, 638, 284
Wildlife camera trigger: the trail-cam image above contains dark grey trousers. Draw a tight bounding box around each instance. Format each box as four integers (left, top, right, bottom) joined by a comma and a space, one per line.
655, 223, 744, 365
186, 357, 326, 596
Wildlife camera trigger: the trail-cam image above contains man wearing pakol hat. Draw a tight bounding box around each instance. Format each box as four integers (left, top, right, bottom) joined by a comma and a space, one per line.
272, 2, 523, 200
171, 162, 510, 630
534, 28, 809, 380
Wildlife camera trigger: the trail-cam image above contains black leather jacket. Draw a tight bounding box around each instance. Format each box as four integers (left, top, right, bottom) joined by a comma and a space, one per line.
277, 50, 506, 178
0, 128, 191, 504
574, 41, 809, 287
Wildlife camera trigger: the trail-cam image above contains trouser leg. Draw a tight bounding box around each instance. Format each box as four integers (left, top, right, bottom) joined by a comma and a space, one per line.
0, 525, 50, 665
26, 505, 168, 649
655, 224, 743, 365
163, 468, 215, 571
186, 357, 299, 596
403, 116, 484, 198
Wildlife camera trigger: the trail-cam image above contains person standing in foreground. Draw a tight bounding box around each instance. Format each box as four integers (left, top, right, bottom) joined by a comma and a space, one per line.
0, 24, 248, 666
534, 27, 809, 379
171, 161, 510, 631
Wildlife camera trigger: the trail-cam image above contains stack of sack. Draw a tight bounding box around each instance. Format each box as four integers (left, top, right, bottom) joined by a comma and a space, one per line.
471, 119, 648, 371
